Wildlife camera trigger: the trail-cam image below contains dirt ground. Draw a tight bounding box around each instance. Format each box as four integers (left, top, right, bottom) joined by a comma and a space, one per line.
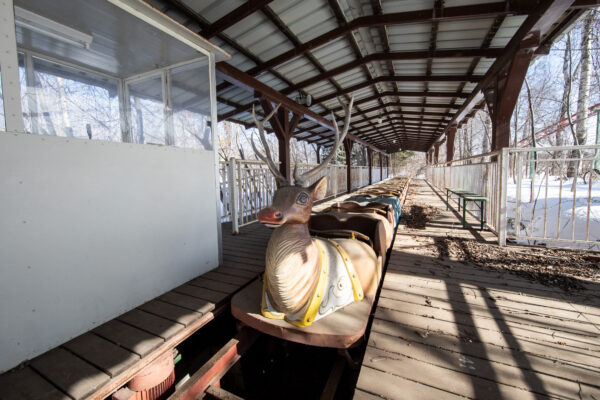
400, 186, 600, 293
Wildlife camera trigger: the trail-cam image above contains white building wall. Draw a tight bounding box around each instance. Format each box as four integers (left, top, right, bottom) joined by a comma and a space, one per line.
0, 132, 220, 372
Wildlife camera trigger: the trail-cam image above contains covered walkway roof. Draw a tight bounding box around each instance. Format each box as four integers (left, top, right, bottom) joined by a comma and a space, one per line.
148, 0, 596, 153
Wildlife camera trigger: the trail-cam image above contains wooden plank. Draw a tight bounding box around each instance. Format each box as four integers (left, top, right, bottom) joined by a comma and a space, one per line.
362, 347, 542, 399
220, 261, 264, 273
93, 305, 226, 400
0, 367, 69, 400
377, 295, 600, 354
370, 318, 600, 388
173, 284, 230, 304
137, 299, 201, 327
63, 333, 140, 377
356, 365, 464, 400
220, 255, 266, 268
94, 319, 164, 357
221, 249, 265, 260
205, 385, 244, 400
190, 277, 241, 294
159, 291, 216, 314
204, 271, 249, 286
393, 259, 600, 295
378, 286, 600, 342
369, 330, 600, 399
389, 262, 600, 297
372, 306, 600, 371
214, 266, 258, 279
30, 348, 110, 400
382, 273, 600, 318
118, 308, 185, 340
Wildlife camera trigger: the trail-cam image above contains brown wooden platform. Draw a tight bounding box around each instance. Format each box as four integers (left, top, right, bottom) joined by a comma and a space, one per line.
0, 222, 271, 400
354, 180, 600, 400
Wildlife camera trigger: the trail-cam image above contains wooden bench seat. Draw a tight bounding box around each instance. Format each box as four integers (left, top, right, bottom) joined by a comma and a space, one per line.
445, 187, 488, 230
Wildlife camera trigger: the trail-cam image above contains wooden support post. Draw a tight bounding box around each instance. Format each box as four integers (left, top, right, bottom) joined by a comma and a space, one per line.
344, 138, 353, 193
316, 144, 322, 164
379, 152, 383, 181
446, 124, 457, 164
258, 97, 301, 181
433, 143, 440, 164
486, 39, 536, 152
367, 148, 373, 185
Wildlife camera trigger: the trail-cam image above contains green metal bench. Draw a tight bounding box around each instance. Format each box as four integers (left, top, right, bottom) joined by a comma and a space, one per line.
445, 187, 488, 231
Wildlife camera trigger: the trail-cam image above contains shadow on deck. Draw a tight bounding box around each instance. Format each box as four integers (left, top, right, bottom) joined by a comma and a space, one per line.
355, 180, 600, 399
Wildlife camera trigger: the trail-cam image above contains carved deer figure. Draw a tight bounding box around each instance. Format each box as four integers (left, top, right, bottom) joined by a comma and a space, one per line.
251, 97, 381, 327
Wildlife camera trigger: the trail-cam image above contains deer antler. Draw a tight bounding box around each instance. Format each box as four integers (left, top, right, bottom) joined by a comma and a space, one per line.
294, 95, 354, 187
250, 103, 288, 186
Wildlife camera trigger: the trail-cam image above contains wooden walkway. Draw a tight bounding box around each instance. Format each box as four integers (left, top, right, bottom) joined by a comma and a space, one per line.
355, 180, 600, 400
0, 222, 270, 400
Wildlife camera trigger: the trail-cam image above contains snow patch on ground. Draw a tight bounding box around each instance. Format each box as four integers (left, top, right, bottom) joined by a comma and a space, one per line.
506, 176, 600, 250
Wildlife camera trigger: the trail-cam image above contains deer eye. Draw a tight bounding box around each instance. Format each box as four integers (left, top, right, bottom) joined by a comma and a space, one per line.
296, 192, 309, 206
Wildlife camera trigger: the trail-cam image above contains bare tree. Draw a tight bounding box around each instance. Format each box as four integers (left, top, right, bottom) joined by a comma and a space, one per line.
567, 12, 594, 179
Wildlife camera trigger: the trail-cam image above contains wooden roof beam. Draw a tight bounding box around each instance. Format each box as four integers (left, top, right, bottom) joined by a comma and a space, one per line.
311, 75, 482, 104
280, 49, 503, 94
215, 62, 385, 152
229, 2, 527, 82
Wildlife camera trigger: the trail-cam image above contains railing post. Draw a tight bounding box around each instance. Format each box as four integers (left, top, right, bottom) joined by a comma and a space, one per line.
228, 159, 239, 235
498, 148, 509, 246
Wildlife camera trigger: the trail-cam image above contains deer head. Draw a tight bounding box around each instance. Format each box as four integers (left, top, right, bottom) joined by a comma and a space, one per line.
251, 96, 354, 227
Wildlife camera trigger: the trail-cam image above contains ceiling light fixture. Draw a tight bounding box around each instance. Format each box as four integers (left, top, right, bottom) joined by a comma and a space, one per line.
14, 6, 93, 49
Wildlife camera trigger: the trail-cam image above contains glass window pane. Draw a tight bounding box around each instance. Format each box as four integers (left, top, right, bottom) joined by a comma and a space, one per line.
27, 57, 120, 140
128, 75, 165, 145
18, 53, 32, 133
0, 67, 4, 131
169, 60, 212, 150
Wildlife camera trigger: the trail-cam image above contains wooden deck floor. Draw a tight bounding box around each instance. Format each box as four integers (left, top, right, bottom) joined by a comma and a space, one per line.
355, 180, 600, 400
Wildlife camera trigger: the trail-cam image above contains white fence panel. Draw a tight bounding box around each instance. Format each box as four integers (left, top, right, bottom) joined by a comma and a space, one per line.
505, 145, 600, 250
426, 145, 600, 250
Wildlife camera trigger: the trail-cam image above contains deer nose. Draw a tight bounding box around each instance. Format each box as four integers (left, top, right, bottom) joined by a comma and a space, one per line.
258, 208, 284, 223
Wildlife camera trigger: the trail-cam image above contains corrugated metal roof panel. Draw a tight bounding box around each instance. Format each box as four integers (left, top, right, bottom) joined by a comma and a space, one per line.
393, 60, 428, 74
490, 15, 527, 48
428, 82, 462, 91
224, 13, 295, 61
431, 58, 474, 75
256, 72, 288, 91
183, 0, 245, 23
311, 38, 357, 70
394, 82, 424, 92
381, 0, 434, 13
473, 58, 494, 75
270, 0, 338, 43
274, 57, 320, 83
387, 23, 432, 52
